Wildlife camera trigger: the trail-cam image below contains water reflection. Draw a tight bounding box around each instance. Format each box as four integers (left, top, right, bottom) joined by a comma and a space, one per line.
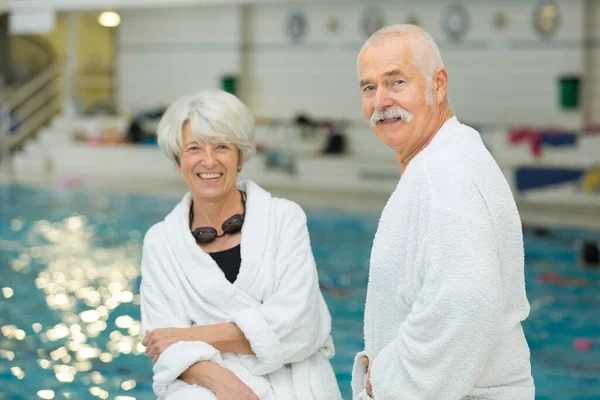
1, 185, 599, 399
1, 194, 155, 399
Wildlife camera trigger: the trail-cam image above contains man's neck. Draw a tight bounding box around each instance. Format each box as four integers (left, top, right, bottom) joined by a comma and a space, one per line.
398, 105, 453, 174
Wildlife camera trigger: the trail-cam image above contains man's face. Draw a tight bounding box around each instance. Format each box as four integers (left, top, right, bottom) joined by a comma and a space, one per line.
358, 38, 435, 151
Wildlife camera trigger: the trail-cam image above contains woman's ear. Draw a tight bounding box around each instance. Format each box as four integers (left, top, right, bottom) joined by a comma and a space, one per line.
174, 154, 182, 172
237, 151, 244, 173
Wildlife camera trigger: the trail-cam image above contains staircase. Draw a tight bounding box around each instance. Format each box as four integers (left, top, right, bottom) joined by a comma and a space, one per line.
0, 35, 61, 176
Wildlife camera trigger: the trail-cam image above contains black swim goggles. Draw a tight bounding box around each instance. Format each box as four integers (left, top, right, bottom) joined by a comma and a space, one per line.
189, 190, 246, 244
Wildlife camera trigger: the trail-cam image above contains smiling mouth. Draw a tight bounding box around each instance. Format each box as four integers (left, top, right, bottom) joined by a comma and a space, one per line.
196, 173, 223, 179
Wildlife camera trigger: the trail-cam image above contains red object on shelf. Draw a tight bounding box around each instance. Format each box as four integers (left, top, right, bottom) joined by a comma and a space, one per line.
508, 128, 542, 158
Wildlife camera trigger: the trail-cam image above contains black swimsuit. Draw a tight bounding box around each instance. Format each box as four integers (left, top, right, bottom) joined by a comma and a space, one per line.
208, 244, 241, 283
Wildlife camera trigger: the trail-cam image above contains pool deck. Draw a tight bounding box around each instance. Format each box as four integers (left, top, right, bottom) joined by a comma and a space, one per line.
2, 112, 600, 230
3, 165, 600, 231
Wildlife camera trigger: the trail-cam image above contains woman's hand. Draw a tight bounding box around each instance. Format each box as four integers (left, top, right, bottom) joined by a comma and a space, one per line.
180, 361, 259, 400
212, 369, 260, 400
142, 328, 191, 362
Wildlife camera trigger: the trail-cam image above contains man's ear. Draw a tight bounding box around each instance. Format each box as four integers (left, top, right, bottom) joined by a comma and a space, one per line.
432, 67, 448, 104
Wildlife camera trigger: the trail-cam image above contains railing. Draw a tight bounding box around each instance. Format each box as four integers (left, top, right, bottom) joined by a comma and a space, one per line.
0, 62, 62, 174
7, 35, 55, 86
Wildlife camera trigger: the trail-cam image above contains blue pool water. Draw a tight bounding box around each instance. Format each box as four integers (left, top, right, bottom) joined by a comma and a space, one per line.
1, 184, 599, 400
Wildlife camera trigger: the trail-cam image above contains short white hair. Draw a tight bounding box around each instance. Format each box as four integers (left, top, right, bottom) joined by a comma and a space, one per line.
358, 24, 444, 104
157, 89, 256, 165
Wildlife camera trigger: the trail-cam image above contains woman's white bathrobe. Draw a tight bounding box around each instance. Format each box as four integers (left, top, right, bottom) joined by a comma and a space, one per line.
352, 117, 535, 400
140, 180, 341, 400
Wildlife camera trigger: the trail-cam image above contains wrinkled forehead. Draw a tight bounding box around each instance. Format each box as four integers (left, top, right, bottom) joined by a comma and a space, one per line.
358, 39, 415, 79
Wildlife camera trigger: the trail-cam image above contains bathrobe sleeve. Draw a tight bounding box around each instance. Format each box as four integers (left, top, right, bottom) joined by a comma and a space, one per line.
140, 229, 190, 332
369, 181, 504, 399
351, 350, 373, 400
140, 225, 225, 399
231, 202, 333, 375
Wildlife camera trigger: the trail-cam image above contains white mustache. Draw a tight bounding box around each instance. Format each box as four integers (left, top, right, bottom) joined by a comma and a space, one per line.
370, 107, 413, 126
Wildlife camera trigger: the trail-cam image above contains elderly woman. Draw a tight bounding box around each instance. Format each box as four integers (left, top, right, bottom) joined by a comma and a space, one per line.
139, 89, 341, 400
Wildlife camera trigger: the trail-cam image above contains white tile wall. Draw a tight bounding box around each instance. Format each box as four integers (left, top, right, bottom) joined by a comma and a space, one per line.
588, 0, 600, 127
246, 0, 586, 129
116, 0, 597, 131
116, 5, 241, 113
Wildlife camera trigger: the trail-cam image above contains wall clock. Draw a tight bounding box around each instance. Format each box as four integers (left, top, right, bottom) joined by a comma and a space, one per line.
361, 5, 386, 39
533, 1, 560, 37
442, 4, 470, 42
493, 12, 508, 31
286, 10, 308, 42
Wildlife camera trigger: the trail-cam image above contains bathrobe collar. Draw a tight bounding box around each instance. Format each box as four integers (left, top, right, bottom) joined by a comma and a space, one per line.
163, 179, 271, 312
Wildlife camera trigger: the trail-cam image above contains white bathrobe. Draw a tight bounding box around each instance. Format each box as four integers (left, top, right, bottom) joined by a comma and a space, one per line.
140, 180, 342, 400
352, 117, 535, 400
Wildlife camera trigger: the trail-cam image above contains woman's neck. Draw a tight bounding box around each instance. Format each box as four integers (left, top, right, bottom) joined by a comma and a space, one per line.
191, 188, 243, 230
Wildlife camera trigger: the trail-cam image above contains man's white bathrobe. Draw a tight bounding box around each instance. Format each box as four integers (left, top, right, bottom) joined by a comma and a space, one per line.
352, 117, 535, 399
140, 180, 341, 400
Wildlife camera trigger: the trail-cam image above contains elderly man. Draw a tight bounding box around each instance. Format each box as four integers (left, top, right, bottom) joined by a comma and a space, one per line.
351, 25, 535, 399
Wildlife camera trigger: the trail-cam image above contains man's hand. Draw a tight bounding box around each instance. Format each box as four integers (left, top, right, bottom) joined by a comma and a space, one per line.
363, 355, 373, 397
142, 328, 190, 362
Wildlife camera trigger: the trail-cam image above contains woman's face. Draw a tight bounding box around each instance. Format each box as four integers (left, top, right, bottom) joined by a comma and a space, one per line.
177, 121, 242, 203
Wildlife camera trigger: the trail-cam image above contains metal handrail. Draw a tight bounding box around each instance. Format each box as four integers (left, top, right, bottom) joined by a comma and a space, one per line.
7, 35, 55, 86
9, 101, 60, 149
0, 62, 61, 171
5, 63, 61, 111
13, 83, 55, 121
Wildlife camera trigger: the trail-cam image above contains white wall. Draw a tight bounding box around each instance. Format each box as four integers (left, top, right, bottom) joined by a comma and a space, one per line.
116, 6, 241, 112
242, 3, 364, 120
117, 0, 596, 131
588, 0, 600, 127
246, 0, 586, 129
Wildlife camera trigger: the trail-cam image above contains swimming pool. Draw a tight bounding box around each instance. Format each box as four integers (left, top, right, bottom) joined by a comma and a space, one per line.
0, 184, 598, 399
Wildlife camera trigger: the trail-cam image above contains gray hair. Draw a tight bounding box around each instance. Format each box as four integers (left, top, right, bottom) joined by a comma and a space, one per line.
157, 89, 256, 165
358, 24, 444, 104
